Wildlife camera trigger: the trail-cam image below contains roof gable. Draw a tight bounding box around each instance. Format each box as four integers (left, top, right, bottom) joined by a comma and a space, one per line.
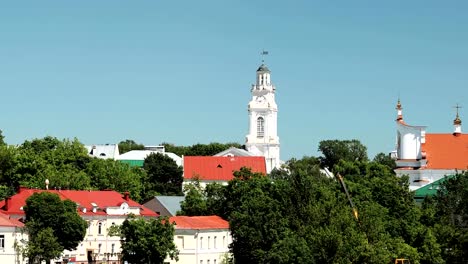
423, 134, 468, 169
214, 147, 255, 157
183, 156, 266, 181
0, 212, 24, 227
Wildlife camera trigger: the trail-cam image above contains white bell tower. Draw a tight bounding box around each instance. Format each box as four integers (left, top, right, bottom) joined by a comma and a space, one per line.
245, 62, 280, 173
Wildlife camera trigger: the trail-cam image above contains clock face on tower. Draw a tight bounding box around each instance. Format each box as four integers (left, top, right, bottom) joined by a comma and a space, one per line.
256, 96, 266, 103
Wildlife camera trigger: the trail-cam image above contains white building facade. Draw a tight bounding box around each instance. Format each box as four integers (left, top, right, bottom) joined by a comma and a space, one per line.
165, 216, 232, 264
245, 63, 281, 173
0, 213, 27, 264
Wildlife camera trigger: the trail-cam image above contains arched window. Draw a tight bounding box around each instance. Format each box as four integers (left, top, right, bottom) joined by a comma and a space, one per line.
257, 117, 265, 138
98, 222, 102, 235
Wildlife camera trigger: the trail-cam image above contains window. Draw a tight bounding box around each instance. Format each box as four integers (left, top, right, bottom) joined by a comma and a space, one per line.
98, 243, 102, 253
200, 261, 203, 264
257, 117, 264, 138
207, 260, 210, 264
111, 244, 115, 254
214, 236, 217, 249
214, 260, 217, 264
200, 237, 203, 249
177, 236, 185, 249
223, 236, 226, 248
208, 236, 211, 249
87, 221, 92, 235
0, 235, 4, 249
98, 222, 102, 235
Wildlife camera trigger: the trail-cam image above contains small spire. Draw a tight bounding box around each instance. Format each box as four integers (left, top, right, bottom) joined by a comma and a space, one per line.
453, 104, 462, 136
396, 98, 402, 110
396, 98, 403, 121
454, 104, 462, 125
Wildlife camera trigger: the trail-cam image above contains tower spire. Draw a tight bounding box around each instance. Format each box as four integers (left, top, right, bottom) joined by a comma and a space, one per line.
396, 98, 403, 121
453, 104, 462, 136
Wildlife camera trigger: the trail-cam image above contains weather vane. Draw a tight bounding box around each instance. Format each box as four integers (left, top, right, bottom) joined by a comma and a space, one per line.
261, 49, 269, 63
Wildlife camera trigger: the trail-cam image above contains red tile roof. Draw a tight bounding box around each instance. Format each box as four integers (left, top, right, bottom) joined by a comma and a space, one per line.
183, 156, 266, 181
422, 133, 468, 169
169, 215, 229, 230
0, 188, 157, 217
0, 212, 24, 227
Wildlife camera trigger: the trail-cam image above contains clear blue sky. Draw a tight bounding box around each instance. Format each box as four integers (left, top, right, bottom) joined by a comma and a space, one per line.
1, 1, 467, 160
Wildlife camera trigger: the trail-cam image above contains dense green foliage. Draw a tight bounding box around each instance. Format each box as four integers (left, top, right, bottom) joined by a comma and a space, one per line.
177, 140, 468, 263
162, 142, 242, 156
118, 139, 145, 154
24, 192, 87, 263
2, 130, 467, 263
318, 139, 368, 169
422, 172, 468, 263
0, 135, 188, 202
117, 214, 178, 264
142, 152, 184, 200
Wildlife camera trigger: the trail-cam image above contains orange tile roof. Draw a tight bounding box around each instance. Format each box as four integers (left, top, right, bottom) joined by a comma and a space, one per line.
0, 188, 157, 217
183, 156, 266, 181
0, 212, 24, 227
169, 215, 229, 230
422, 133, 468, 169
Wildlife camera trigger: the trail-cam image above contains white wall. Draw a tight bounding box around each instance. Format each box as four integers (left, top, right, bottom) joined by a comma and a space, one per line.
0, 227, 27, 264
166, 229, 232, 264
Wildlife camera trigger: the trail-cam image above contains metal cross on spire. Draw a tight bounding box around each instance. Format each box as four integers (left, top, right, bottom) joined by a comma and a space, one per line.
454, 103, 462, 117
261, 49, 269, 63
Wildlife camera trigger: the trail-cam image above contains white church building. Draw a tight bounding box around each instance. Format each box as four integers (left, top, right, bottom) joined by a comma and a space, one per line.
392, 100, 467, 190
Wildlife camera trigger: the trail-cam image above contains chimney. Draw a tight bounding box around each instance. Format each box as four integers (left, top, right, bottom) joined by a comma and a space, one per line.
123, 192, 130, 201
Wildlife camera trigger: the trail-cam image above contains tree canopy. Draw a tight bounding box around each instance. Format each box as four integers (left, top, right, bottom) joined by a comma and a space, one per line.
117, 214, 178, 264
176, 139, 454, 263
118, 139, 145, 154
318, 139, 368, 170
162, 142, 242, 156
24, 192, 87, 263
142, 152, 184, 200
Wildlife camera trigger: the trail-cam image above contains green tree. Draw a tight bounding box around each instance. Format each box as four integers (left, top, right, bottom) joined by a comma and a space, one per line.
24, 192, 87, 257
118, 139, 145, 154
0, 129, 5, 146
14, 137, 92, 190
118, 214, 178, 264
178, 180, 226, 217
429, 172, 468, 263
221, 154, 429, 263
0, 145, 18, 199
373, 152, 397, 170
24, 227, 63, 264
85, 158, 144, 202
318, 139, 368, 170
178, 179, 207, 216
142, 152, 183, 200
162, 142, 242, 156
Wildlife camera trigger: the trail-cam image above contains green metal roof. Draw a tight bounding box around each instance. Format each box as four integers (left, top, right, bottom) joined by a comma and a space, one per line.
414, 175, 455, 202
119, 160, 144, 167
